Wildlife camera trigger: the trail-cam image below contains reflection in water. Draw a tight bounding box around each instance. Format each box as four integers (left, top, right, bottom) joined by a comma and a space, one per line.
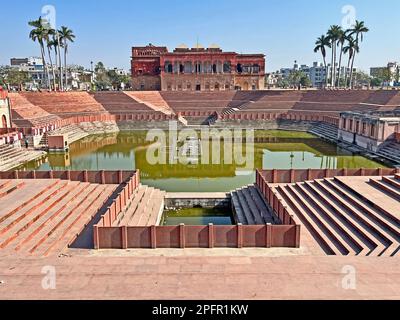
22, 130, 387, 192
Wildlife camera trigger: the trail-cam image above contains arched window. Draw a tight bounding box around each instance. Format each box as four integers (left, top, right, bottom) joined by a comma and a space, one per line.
166, 63, 173, 73
214, 83, 220, 91
212, 64, 217, 73
223, 62, 231, 73
236, 64, 243, 73
1, 115, 7, 129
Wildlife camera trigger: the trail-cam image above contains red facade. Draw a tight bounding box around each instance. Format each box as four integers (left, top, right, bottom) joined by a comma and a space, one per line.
131, 44, 266, 91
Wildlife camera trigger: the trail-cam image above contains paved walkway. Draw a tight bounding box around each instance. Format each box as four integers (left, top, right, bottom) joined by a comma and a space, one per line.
0, 250, 399, 300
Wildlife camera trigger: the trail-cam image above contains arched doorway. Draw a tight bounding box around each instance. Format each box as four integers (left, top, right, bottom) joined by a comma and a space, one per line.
243, 82, 249, 91
1, 115, 7, 129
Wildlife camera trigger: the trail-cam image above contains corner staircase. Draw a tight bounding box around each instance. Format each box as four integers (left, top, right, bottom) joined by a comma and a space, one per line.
271, 176, 400, 256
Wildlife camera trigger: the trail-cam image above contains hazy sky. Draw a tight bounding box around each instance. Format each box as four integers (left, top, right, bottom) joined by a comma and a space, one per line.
1, 0, 399, 72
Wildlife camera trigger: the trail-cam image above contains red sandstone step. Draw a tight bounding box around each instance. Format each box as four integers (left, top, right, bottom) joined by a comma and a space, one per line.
333, 177, 400, 227
382, 176, 400, 190
230, 191, 247, 224
3, 182, 84, 250
0, 180, 12, 191
370, 178, 400, 201
0, 181, 68, 235
324, 178, 400, 239
303, 181, 376, 256
248, 185, 275, 224
276, 185, 340, 255
0, 182, 25, 200
241, 187, 265, 225
24, 183, 98, 255
116, 186, 147, 226
132, 188, 156, 226
9, 182, 86, 252
293, 183, 359, 255
39, 184, 112, 257
145, 190, 166, 226
0, 180, 60, 226
313, 179, 389, 256
235, 189, 256, 225
321, 179, 399, 257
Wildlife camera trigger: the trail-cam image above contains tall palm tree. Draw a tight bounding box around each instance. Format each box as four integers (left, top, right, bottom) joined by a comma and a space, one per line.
45, 29, 57, 91
314, 35, 331, 87
343, 36, 359, 89
59, 26, 75, 90
348, 20, 369, 89
28, 17, 51, 90
327, 25, 343, 87
336, 29, 349, 87
48, 36, 60, 90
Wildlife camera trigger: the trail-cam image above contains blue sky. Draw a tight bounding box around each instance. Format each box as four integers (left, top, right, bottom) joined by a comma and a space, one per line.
1, 0, 399, 72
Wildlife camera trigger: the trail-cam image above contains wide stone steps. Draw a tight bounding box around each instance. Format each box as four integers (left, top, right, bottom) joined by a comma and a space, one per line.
309, 123, 338, 140
320, 179, 399, 256
0, 146, 46, 171
113, 185, 166, 227
125, 91, 174, 115
231, 185, 277, 225
370, 178, 400, 201
333, 177, 400, 227
0, 180, 116, 256
272, 177, 400, 256
275, 184, 341, 255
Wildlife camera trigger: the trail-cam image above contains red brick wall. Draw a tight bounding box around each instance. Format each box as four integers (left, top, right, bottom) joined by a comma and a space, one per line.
94, 224, 300, 249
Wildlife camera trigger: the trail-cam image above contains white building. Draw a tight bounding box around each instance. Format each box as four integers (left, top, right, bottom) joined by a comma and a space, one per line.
370, 62, 400, 87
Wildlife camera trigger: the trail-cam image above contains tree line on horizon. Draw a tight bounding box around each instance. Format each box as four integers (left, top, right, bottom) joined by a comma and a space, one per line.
314, 20, 369, 89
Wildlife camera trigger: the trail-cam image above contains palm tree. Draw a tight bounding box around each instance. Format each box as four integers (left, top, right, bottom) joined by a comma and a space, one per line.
45, 29, 57, 91
348, 20, 369, 89
336, 29, 349, 87
314, 35, 331, 87
59, 26, 75, 90
327, 25, 342, 87
28, 17, 51, 90
48, 36, 60, 90
343, 36, 359, 89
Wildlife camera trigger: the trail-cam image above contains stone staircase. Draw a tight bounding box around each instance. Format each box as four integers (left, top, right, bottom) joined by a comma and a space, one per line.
377, 141, 400, 164
125, 91, 175, 115
0, 144, 46, 171
271, 176, 400, 256
231, 184, 279, 225
48, 124, 89, 144
113, 185, 166, 226
0, 179, 117, 257
309, 123, 339, 141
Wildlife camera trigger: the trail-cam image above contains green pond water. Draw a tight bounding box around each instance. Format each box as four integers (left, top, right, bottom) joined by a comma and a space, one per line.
22, 130, 387, 192
163, 208, 233, 226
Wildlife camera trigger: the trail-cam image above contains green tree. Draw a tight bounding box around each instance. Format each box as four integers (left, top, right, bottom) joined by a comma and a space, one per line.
348, 20, 369, 88
327, 25, 342, 87
94, 62, 111, 90
314, 35, 331, 87
0, 68, 31, 90
59, 26, 76, 89
287, 70, 307, 89
343, 36, 359, 88
28, 17, 51, 89
300, 75, 312, 88
276, 78, 290, 89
